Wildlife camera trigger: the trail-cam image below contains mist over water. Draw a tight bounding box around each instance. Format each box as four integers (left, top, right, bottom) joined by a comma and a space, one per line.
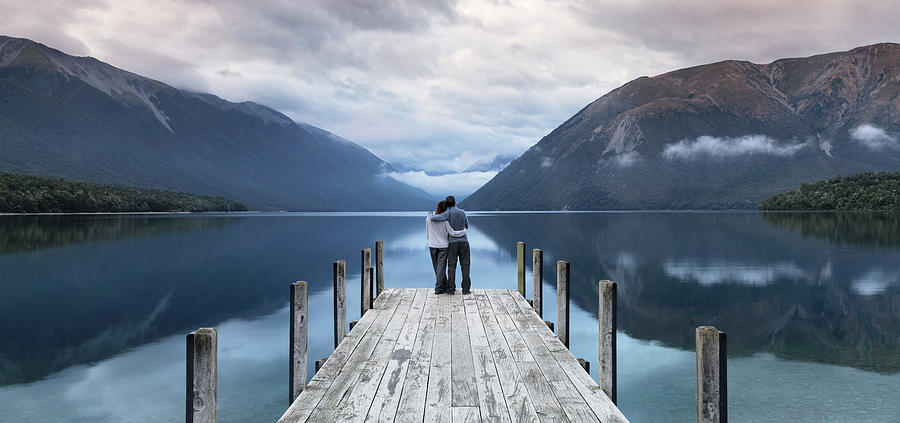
0, 212, 897, 422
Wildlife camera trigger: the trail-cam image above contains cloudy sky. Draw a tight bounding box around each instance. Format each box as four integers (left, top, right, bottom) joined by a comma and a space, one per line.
3, 0, 898, 194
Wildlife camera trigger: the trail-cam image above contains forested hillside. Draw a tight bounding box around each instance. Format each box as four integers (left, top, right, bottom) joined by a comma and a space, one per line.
0, 172, 247, 213
759, 172, 900, 210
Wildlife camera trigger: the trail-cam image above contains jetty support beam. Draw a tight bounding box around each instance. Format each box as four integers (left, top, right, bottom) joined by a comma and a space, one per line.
696, 326, 727, 423
557, 260, 570, 348
598, 280, 617, 404
290, 281, 308, 403
186, 328, 217, 423
334, 260, 346, 348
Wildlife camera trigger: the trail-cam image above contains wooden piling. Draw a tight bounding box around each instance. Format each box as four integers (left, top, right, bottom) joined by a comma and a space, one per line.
333, 260, 346, 349
696, 326, 727, 423
577, 358, 590, 373
289, 281, 308, 403
375, 240, 384, 297
186, 328, 217, 423
516, 242, 526, 297
598, 280, 617, 404
361, 249, 372, 315
368, 268, 375, 308
533, 249, 543, 318
315, 358, 327, 374
557, 260, 570, 348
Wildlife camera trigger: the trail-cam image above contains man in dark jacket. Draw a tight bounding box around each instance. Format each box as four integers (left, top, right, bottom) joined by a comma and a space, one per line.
427, 195, 471, 294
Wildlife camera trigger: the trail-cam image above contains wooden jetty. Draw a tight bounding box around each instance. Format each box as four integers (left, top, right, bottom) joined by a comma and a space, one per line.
186, 240, 728, 423
279, 288, 626, 422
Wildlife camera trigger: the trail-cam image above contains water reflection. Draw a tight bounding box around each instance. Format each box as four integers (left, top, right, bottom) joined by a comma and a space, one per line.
471, 212, 900, 374
760, 212, 900, 248
0, 212, 898, 422
0, 214, 423, 385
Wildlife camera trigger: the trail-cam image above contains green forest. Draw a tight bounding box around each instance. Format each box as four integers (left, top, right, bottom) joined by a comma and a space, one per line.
759, 172, 900, 211
0, 172, 247, 213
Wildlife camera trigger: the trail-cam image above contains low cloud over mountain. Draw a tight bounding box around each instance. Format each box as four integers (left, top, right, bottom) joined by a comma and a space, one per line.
662, 135, 809, 161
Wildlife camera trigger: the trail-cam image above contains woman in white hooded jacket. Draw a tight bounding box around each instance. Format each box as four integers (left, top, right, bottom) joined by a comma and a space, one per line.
427, 201, 467, 294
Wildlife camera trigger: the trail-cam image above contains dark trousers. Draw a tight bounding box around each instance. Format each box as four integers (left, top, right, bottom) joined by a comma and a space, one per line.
447, 241, 471, 292
430, 247, 449, 293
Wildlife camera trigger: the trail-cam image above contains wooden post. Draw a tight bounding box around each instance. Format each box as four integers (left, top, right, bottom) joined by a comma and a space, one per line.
375, 240, 384, 296
696, 326, 727, 423
186, 328, 217, 423
361, 249, 372, 315
516, 242, 526, 297
577, 358, 590, 373
557, 260, 570, 348
333, 260, 346, 349
598, 280, 617, 404
289, 281, 308, 403
315, 358, 327, 373
533, 249, 543, 318
368, 268, 375, 308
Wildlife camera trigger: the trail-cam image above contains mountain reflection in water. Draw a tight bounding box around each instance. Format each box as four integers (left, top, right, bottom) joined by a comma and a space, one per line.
472, 212, 900, 373
0, 212, 897, 423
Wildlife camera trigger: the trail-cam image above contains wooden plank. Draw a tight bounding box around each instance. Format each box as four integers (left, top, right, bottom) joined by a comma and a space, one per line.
506, 290, 629, 423
484, 290, 568, 422
472, 291, 539, 423
450, 292, 478, 407
335, 289, 418, 422
395, 291, 439, 421
463, 293, 511, 422
452, 406, 482, 422
278, 289, 398, 423
498, 290, 599, 422
364, 289, 428, 422
303, 288, 407, 421
424, 293, 452, 421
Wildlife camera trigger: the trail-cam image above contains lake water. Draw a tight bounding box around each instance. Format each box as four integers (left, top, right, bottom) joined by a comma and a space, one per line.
0, 212, 898, 422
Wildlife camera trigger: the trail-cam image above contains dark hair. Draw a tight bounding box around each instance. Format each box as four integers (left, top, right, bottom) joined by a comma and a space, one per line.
436, 201, 448, 214
445, 195, 456, 207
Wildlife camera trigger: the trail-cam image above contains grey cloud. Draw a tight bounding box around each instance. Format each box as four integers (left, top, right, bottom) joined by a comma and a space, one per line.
4, 0, 896, 175
570, 0, 900, 66
318, 0, 459, 31
662, 135, 809, 160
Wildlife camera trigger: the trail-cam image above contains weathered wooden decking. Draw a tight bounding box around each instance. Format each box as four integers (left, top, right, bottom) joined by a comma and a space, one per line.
277, 288, 628, 422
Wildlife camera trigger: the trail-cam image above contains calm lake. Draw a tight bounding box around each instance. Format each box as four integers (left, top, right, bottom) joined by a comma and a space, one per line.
0, 212, 898, 422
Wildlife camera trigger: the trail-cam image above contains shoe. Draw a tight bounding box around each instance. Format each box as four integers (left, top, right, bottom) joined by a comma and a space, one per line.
462, 290, 471, 295
447, 290, 456, 295
434, 289, 445, 294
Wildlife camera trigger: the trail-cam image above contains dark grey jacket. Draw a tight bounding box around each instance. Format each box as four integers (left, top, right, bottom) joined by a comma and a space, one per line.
429, 206, 468, 243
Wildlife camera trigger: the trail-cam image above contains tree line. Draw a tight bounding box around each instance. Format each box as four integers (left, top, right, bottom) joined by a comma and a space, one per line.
0, 172, 248, 213
759, 172, 900, 211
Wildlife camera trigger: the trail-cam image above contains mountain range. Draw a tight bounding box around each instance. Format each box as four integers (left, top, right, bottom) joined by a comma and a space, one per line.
0, 35, 432, 211
463, 43, 900, 210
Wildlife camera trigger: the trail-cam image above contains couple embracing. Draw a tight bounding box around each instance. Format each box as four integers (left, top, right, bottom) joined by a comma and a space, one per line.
425, 195, 471, 295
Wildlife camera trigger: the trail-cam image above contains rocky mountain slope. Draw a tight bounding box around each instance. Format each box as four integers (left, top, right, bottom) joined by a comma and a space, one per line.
0, 35, 431, 211
463, 43, 900, 210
